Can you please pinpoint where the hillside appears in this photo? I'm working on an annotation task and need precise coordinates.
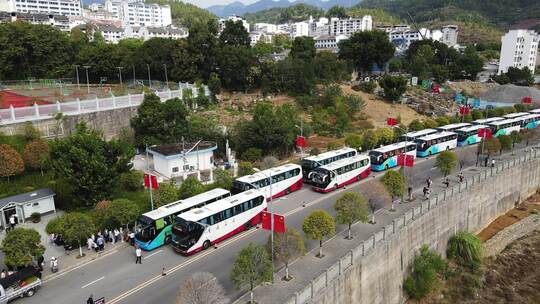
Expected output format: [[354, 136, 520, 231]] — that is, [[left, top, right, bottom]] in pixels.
[[209, 0, 358, 18], [243, 4, 324, 24], [145, 0, 216, 28]]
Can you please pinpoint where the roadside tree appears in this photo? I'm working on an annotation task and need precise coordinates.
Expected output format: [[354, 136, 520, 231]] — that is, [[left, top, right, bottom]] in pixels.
[[23, 139, 50, 174], [302, 209, 335, 258], [334, 192, 369, 239], [1, 228, 44, 268], [230, 243, 272, 304], [509, 131, 524, 151], [435, 151, 458, 177], [380, 170, 405, 211], [238, 162, 255, 177], [0, 144, 25, 181], [177, 272, 228, 304], [497, 135, 512, 154], [59, 212, 96, 258], [178, 177, 205, 199], [267, 228, 305, 280], [155, 183, 179, 208], [103, 199, 139, 229], [361, 180, 391, 224]]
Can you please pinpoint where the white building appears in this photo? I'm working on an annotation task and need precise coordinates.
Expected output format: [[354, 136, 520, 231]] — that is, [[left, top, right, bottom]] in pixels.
[[389, 28, 431, 50], [95, 24, 187, 43], [148, 142, 218, 179], [314, 34, 348, 52], [290, 21, 309, 38], [249, 31, 273, 45], [105, 0, 171, 27], [0, 188, 56, 226], [0, 11, 70, 30], [99, 24, 124, 43], [253, 22, 277, 33], [219, 15, 249, 33], [0, 0, 82, 16], [308, 16, 330, 37], [375, 24, 410, 33], [329, 16, 372, 36], [441, 25, 458, 47], [498, 30, 539, 74]]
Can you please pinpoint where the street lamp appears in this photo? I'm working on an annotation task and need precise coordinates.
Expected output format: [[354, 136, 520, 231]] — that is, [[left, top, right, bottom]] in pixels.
[[117, 66, 124, 89], [295, 120, 304, 159], [163, 64, 168, 89], [145, 144, 156, 210], [132, 65, 136, 87], [83, 65, 91, 94], [146, 64, 152, 89], [74, 65, 80, 90]]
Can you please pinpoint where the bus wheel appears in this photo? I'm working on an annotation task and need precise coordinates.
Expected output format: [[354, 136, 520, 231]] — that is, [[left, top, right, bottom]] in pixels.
[[286, 188, 291, 195], [334, 184, 338, 190], [203, 240, 211, 250], [446, 146, 450, 150], [165, 235, 172, 244], [25, 289, 35, 297]]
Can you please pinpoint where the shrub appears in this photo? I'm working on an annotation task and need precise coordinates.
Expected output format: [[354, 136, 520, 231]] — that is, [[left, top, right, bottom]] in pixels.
[[118, 170, 143, 191], [447, 231, 483, 271], [404, 245, 446, 300], [241, 147, 263, 162], [358, 81, 376, 93], [45, 216, 64, 235], [30, 212, 41, 223]]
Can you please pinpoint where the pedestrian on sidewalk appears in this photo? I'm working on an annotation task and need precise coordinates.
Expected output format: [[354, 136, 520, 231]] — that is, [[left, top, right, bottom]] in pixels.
[[423, 187, 428, 199], [96, 235, 104, 251], [427, 177, 432, 188], [87, 237, 95, 250], [407, 186, 412, 201], [458, 172, 464, 183], [37, 255, 44, 271], [426, 188, 430, 199], [1, 269, 6, 278], [104, 229, 110, 243], [9, 215, 16, 230], [109, 229, 115, 244], [129, 231, 135, 246], [444, 177, 450, 188], [491, 159, 495, 168], [114, 228, 120, 243], [87, 294, 94, 304], [484, 156, 489, 167], [135, 246, 142, 264]]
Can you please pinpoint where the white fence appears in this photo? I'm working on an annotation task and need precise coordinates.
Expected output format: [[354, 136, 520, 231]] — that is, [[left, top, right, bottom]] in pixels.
[[0, 83, 209, 125]]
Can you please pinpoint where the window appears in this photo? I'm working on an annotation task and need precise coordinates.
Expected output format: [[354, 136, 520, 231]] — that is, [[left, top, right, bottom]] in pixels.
[[172, 167, 179, 173]]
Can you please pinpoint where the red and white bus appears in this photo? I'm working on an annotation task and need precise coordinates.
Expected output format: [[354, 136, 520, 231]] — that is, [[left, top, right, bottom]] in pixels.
[[301, 147, 357, 183], [171, 190, 266, 255], [232, 164, 303, 200], [310, 154, 371, 193]]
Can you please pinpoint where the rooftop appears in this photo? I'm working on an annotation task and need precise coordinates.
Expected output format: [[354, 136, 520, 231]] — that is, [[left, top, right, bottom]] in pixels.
[[0, 188, 55, 209], [149, 141, 217, 157]]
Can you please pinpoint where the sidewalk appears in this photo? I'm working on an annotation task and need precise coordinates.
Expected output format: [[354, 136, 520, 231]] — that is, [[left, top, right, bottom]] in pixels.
[[0, 212, 129, 280]]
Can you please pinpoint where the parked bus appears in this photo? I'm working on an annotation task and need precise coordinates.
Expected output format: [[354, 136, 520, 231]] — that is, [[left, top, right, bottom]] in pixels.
[[503, 112, 530, 119], [231, 164, 303, 200], [487, 118, 522, 137], [517, 114, 540, 129], [172, 190, 266, 255], [472, 117, 503, 125], [301, 147, 357, 183], [528, 109, 540, 114], [310, 154, 371, 193], [415, 131, 458, 157], [369, 141, 417, 171], [436, 123, 471, 132], [134, 188, 231, 250], [399, 129, 438, 141], [456, 125, 488, 146]]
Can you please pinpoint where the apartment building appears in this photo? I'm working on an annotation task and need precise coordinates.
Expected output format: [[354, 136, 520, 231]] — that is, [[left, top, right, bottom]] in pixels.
[[218, 15, 249, 33], [329, 16, 372, 36], [498, 29, 539, 74], [0, 0, 82, 16], [105, 0, 171, 27]]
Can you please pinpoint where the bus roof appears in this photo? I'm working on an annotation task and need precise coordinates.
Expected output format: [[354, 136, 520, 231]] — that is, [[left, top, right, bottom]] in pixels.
[[143, 188, 230, 220], [503, 112, 530, 119], [318, 154, 369, 171], [303, 147, 356, 162], [416, 131, 456, 141], [178, 190, 264, 222], [528, 109, 540, 114], [487, 118, 522, 126], [472, 117, 503, 124], [370, 141, 416, 154], [436, 123, 471, 131], [235, 163, 301, 183], [456, 124, 488, 132], [401, 129, 438, 139], [517, 113, 540, 120]]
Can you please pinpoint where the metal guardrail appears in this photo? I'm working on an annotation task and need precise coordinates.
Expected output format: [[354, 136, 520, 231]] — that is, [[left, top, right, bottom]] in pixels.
[[0, 82, 209, 125]]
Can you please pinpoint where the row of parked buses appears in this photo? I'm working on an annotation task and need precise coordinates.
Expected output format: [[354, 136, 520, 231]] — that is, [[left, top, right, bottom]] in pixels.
[[134, 109, 540, 254]]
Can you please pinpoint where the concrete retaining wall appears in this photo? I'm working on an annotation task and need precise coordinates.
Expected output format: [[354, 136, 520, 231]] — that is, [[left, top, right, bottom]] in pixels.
[[483, 214, 540, 257], [288, 150, 540, 304]]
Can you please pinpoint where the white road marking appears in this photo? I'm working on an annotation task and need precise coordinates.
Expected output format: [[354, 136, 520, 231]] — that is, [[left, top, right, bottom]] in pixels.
[[143, 250, 163, 260], [81, 276, 105, 289]]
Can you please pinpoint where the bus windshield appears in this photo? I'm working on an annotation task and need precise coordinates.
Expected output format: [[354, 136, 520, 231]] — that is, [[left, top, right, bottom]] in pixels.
[[369, 151, 383, 165], [310, 168, 331, 188], [301, 159, 318, 171], [135, 215, 156, 242], [172, 218, 204, 249], [415, 140, 428, 151]]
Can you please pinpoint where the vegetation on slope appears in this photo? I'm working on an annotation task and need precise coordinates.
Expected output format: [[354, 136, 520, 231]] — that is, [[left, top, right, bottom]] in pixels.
[[243, 3, 324, 24], [145, 0, 217, 28]]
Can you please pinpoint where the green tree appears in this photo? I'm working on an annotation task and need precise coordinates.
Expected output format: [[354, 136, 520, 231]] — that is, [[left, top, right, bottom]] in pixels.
[[302, 209, 335, 258], [58, 212, 96, 257], [230, 243, 272, 304], [290, 36, 316, 62], [155, 182, 179, 208], [345, 134, 362, 150], [267, 228, 305, 280], [447, 231, 484, 271], [178, 176, 205, 199], [509, 131, 524, 150], [408, 119, 424, 131], [207, 72, 221, 99], [338, 30, 395, 75], [478, 138, 501, 159], [404, 245, 446, 300], [435, 151, 458, 177], [1, 228, 44, 267], [497, 134, 512, 154], [118, 170, 143, 191], [219, 20, 250, 47], [103, 199, 140, 229], [213, 169, 233, 190], [238, 161, 255, 177], [50, 123, 134, 207], [217, 45, 255, 91], [0, 144, 25, 180], [375, 128, 394, 145], [362, 180, 391, 224], [334, 192, 369, 239], [326, 5, 348, 18], [187, 20, 219, 81], [381, 170, 404, 210], [23, 139, 50, 174], [379, 75, 408, 102]]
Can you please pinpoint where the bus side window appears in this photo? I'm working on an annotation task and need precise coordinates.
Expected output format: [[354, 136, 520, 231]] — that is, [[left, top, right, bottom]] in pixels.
[[234, 204, 243, 215]]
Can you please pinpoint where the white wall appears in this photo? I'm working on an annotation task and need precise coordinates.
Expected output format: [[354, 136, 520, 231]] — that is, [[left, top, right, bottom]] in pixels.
[[499, 30, 539, 74], [21, 197, 55, 219], [153, 150, 214, 178]]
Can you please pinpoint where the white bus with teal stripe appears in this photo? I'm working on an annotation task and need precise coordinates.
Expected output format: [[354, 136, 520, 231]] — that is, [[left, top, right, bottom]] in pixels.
[[399, 129, 438, 141], [436, 123, 471, 132], [472, 117, 503, 125], [369, 141, 416, 171], [415, 131, 457, 157], [487, 118, 522, 137], [456, 125, 488, 146], [134, 188, 231, 251], [518, 114, 540, 129], [503, 112, 530, 119]]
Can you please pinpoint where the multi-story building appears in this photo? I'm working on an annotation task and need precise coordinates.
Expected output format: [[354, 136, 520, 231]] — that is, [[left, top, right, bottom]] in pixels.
[[308, 16, 329, 37], [314, 34, 348, 52], [99, 24, 124, 43], [249, 31, 273, 45], [290, 21, 309, 38], [95, 24, 187, 43], [389, 28, 431, 50], [329, 16, 372, 36], [218, 15, 249, 33], [104, 0, 171, 27], [375, 24, 410, 33], [441, 25, 458, 47], [253, 22, 277, 33], [0, 0, 82, 16], [498, 29, 539, 74], [0, 10, 70, 30]]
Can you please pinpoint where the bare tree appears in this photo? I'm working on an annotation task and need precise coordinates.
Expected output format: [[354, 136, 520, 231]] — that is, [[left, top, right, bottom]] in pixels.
[[177, 272, 228, 304], [260, 156, 279, 170], [360, 180, 391, 224], [456, 147, 477, 169]]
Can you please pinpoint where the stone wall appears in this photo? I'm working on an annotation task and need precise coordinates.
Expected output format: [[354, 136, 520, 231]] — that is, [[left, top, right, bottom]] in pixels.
[[483, 214, 540, 257], [288, 151, 540, 304]]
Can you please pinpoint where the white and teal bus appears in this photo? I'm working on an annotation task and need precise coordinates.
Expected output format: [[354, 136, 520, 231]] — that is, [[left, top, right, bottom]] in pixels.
[[503, 112, 530, 119], [517, 114, 540, 129], [436, 123, 471, 133], [369, 141, 416, 171], [487, 118, 522, 137], [472, 117, 503, 125], [134, 188, 231, 251], [399, 129, 438, 141], [415, 131, 458, 157], [456, 125, 488, 146], [528, 109, 540, 114]]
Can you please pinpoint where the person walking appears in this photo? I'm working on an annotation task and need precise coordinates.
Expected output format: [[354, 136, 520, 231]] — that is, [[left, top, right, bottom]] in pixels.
[[96, 235, 104, 251], [135, 246, 142, 264], [491, 159, 495, 168], [427, 177, 432, 188], [9, 215, 16, 230], [37, 255, 44, 271], [109, 229, 115, 244], [444, 177, 450, 188], [129, 231, 135, 246], [87, 294, 94, 304], [458, 172, 464, 183], [114, 228, 120, 243], [407, 186, 412, 201]]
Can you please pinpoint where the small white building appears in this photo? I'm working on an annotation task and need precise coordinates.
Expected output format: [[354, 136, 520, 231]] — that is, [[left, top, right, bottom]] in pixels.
[[0, 188, 56, 227], [0, 0, 82, 16], [498, 29, 539, 75], [253, 22, 277, 33], [314, 34, 348, 52], [441, 25, 458, 47], [290, 21, 309, 38], [148, 141, 218, 179]]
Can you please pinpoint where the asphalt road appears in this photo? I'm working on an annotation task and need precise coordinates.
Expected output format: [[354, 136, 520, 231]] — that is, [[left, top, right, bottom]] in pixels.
[[23, 144, 490, 304]]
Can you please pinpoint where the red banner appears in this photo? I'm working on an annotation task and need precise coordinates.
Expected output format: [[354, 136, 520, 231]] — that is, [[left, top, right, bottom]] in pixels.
[[144, 174, 159, 189], [477, 128, 493, 139], [261, 211, 285, 233], [397, 154, 414, 167], [522, 96, 532, 104], [386, 117, 397, 126], [459, 105, 470, 115], [296, 136, 306, 148]]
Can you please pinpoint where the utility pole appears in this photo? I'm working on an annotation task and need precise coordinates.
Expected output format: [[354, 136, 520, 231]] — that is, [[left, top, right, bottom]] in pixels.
[[117, 66, 124, 89], [146, 64, 151, 89], [74, 65, 80, 90], [163, 64, 168, 88], [132, 65, 136, 87], [83, 65, 91, 94], [145, 144, 155, 210]]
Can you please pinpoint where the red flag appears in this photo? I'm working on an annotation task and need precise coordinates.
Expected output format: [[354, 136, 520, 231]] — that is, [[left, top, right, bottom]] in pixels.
[[522, 96, 532, 104], [397, 154, 405, 166], [144, 174, 159, 189], [296, 136, 306, 148], [144, 173, 150, 188], [477, 128, 492, 139], [261, 211, 285, 233], [432, 85, 440, 94], [404, 155, 414, 167], [459, 106, 470, 115], [386, 117, 397, 126]]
